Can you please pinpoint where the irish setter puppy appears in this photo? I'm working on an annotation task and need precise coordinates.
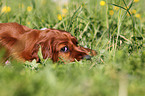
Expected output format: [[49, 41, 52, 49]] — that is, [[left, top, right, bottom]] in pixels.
[[0, 22, 97, 63]]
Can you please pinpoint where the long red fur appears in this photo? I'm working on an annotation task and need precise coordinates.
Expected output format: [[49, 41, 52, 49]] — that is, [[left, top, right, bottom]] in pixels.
[[0, 22, 97, 62]]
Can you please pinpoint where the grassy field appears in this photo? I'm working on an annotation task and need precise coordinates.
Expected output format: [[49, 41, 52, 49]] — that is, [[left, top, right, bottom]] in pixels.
[[0, 0, 145, 96]]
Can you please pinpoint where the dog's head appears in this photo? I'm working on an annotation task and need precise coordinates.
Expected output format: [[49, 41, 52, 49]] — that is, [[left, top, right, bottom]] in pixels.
[[0, 23, 97, 63], [37, 29, 97, 62]]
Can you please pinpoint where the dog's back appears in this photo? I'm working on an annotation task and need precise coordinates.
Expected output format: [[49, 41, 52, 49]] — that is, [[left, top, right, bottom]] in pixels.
[[0, 23, 23, 63], [0, 23, 32, 63], [0, 23, 40, 62], [0, 23, 23, 48], [0, 22, 29, 36]]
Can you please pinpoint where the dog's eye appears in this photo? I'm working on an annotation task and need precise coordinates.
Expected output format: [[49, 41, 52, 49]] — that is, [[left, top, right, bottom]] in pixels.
[[76, 42, 78, 46], [60, 46, 69, 52]]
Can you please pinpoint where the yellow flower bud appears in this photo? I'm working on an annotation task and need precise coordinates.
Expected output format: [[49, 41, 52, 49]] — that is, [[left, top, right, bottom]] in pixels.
[[100, 1, 106, 6]]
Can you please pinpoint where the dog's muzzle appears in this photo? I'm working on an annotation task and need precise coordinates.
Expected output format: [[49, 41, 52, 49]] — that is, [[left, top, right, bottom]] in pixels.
[[83, 55, 91, 60]]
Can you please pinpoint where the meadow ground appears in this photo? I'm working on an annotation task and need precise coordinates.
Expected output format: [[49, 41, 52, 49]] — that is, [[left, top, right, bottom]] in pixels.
[[0, 0, 145, 96]]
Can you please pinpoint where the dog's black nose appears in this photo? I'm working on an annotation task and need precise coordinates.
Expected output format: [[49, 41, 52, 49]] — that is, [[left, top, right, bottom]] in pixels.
[[83, 55, 91, 60]]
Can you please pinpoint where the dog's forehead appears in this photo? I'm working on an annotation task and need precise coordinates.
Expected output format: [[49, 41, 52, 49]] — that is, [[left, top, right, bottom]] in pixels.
[[53, 30, 76, 39], [44, 29, 78, 43], [62, 32, 78, 42]]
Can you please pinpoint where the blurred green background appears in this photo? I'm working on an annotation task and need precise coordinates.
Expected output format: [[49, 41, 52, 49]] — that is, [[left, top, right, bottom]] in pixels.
[[0, 0, 145, 96]]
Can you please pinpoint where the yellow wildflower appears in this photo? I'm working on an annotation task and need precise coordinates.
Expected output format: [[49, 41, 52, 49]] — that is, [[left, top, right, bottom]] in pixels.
[[58, 14, 62, 20], [125, 6, 129, 10], [131, 9, 136, 14], [62, 14, 65, 17], [27, 22, 30, 25], [62, 8, 68, 14], [127, 12, 130, 16], [109, 10, 114, 16], [126, 10, 131, 16], [114, 6, 119, 11], [1, 6, 11, 13], [134, 0, 139, 2], [27, 6, 32, 12], [135, 14, 141, 18], [100, 1, 106, 6], [41, 19, 44, 22]]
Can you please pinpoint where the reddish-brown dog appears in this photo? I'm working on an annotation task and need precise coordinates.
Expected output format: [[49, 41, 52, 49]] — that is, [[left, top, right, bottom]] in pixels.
[[0, 22, 96, 62]]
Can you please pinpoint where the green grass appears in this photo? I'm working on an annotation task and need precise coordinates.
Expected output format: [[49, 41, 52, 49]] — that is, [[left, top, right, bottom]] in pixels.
[[0, 0, 145, 96]]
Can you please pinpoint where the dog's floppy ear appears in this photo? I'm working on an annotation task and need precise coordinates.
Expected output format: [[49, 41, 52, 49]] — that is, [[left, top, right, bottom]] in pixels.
[[40, 38, 59, 62], [0, 33, 17, 49], [51, 41, 59, 62], [17, 30, 41, 62], [40, 41, 51, 60]]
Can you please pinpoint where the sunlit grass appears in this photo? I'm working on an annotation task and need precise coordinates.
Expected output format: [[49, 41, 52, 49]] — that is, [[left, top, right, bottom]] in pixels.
[[0, 0, 145, 96]]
